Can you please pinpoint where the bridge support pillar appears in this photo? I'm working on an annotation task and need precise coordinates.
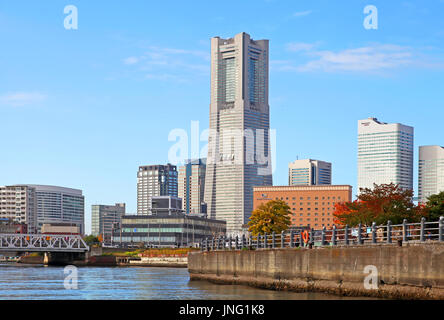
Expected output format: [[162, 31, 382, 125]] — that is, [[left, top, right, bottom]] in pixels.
[[43, 252, 86, 266]]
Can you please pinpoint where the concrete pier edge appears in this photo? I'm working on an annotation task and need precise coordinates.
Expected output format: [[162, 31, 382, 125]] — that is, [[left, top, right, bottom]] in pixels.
[[188, 243, 444, 300]]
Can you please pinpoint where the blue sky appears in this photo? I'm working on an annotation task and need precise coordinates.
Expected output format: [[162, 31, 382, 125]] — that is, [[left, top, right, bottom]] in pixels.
[[1, 1, 443, 234]]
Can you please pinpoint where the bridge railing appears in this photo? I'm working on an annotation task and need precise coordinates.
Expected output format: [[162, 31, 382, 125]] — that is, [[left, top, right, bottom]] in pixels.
[[0, 233, 90, 252], [200, 216, 444, 251]]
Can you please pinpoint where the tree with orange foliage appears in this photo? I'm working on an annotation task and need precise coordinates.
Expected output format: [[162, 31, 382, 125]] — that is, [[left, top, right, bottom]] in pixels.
[[333, 183, 427, 226]]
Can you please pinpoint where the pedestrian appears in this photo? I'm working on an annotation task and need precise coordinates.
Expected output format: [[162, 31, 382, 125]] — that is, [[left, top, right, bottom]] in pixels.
[[377, 227, 384, 242]]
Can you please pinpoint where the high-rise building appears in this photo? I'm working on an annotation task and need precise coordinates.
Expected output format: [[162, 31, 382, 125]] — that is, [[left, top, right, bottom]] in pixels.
[[0, 184, 84, 234], [0, 185, 37, 233], [178, 159, 206, 215], [30, 185, 85, 234], [289, 159, 332, 186], [204, 32, 272, 235], [137, 164, 178, 215], [91, 203, 125, 244], [418, 145, 444, 203], [358, 118, 414, 192]]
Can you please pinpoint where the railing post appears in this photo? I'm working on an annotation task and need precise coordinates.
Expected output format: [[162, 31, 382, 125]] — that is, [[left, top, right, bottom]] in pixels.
[[403, 219, 408, 242], [321, 227, 326, 246], [290, 230, 294, 248], [249, 234, 253, 248], [309, 228, 314, 245], [299, 230, 304, 247], [228, 236, 232, 250], [272, 231, 276, 249], [211, 237, 215, 251], [264, 232, 267, 249], [205, 237, 209, 251], [345, 225, 349, 245], [235, 236, 239, 250], [257, 234, 260, 249], [440, 216, 444, 242], [372, 222, 377, 244], [387, 221, 392, 244], [332, 226, 337, 246], [420, 218, 425, 242], [358, 223, 362, 245], [200, 239, 203, 251], [281, 231, 285, 248]]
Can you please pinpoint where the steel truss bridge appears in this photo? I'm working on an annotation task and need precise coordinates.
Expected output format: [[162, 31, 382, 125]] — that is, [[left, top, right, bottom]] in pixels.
[[0, 234, 89, 253]]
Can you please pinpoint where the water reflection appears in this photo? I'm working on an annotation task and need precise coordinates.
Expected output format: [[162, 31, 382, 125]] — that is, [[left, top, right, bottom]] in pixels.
[[0, 263, 371, 300]]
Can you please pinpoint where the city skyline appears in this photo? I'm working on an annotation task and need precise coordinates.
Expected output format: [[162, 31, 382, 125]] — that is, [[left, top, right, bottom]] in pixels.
[[1, 1, 444, 234]]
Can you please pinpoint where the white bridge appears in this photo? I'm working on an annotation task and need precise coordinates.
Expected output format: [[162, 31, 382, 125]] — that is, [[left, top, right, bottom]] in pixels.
[[0, 234, 89, 253]]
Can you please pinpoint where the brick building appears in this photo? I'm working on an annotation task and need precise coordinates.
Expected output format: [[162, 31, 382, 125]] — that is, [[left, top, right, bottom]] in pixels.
[[253, 185, 352, 229]]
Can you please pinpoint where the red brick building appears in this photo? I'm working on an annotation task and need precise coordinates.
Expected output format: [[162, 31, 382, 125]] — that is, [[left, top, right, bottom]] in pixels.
[[253, 185, 352, 229]]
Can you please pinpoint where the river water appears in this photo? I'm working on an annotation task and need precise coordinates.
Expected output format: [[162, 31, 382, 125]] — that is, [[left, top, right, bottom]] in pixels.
[[0, 262, 366, 300]]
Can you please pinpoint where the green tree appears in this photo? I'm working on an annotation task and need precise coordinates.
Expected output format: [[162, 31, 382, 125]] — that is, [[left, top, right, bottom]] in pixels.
[[425, 191, 444, 222], [83, 235, 100, 246], [248, 200, 291, 236]]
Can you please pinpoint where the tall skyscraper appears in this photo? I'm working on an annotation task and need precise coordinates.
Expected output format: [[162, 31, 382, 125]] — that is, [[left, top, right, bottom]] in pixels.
[[418, 145, 444, 203], [358, 118, 414, 192], [289, 159, 332, 186], [204, 32, 272, 235], [178, 159, 206, 215], [91, 203, 125, 244], [137, 164, 178, 215]]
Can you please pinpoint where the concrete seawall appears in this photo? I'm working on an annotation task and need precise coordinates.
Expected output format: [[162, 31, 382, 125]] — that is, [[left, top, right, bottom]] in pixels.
[[188, 243, 444, 299]]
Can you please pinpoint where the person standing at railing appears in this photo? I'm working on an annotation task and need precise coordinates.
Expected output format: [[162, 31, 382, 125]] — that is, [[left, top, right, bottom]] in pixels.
[[377, 227, 384, 242]]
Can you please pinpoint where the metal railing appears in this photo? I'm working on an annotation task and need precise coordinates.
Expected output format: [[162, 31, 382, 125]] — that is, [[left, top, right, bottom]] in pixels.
[[200, 217, 444, 251]]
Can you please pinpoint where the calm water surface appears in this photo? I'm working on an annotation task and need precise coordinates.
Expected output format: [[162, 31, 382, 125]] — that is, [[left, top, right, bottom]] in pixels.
[[0, 263, 369, 300]]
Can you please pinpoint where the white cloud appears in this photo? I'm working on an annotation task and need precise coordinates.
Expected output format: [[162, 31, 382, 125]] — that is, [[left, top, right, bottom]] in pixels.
[[123, 56, 139, 65], [293, 10, 312, 17], [278, 43, 441, 74], [286, 42, 318, 52], [299, 45, 414, 72], [122, 45, 210, 82], [0, 91, 47, 107]]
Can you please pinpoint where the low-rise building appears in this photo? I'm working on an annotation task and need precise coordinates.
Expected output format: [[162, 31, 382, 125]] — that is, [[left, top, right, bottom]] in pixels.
[[91, 203, 125, 244], [112, 196, 226, 248], [41, 223, 80, 235], [253, 185, 353, 229]]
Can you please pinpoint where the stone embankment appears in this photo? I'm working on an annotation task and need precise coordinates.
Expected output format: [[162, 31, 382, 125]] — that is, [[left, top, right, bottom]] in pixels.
[[188, 243, 444, 299]]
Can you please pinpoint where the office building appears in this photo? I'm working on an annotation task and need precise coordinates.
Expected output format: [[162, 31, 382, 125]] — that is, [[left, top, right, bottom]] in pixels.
[[137, 164, 178, 215], [289, 159, 332, 186], [91, 203, 125, 244], [253, 185, 353, 229], [358, 118, 414, 192], [30, 185, 85, 234], [0, 185, 36, 233], [178, 159, 206, 215], [113, 196, 226, 248], [204, 32, 272, 235], [418, 145, 444, 203]]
